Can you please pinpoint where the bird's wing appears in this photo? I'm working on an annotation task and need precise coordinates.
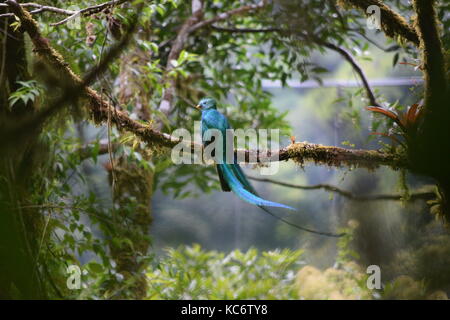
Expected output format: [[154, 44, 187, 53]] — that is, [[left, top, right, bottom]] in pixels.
[[202, 111, 232, 191]]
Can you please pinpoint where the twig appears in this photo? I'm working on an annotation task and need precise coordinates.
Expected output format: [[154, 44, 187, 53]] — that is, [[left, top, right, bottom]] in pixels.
[[0, 3, 77, 18], [350, 29, 400, 52], [0, 0, 130, 24], [33, 210, 52, 276], [51, 0, 129, 26], [105, 91, 117, 192], [97, 24, 117, 192], [320, 41, 381, 107], [157, 0, 203, 123], [188, 1, 267, 33], [211, 25, 281, 33], [18, 204, 116, 232], [248, 176, 435, 201]]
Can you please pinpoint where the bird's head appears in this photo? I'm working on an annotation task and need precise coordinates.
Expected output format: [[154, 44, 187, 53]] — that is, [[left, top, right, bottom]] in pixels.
[[195, 97, 217, 111]]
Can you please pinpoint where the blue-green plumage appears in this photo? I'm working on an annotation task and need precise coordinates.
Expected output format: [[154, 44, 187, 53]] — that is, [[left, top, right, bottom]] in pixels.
[[196, 97, 295, 210]]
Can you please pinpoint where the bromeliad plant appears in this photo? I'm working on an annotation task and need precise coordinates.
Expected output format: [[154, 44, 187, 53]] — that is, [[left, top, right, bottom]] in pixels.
[[367, 103, 424, 150]]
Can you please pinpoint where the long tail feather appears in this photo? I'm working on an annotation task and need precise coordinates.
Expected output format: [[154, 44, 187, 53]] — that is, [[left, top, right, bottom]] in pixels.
[[216, 165, 231, 192], [218, 163, 295, 210], [230, 162, 258, 194]]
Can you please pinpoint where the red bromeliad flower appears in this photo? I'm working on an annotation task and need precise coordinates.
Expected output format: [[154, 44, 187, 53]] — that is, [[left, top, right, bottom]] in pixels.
[[366, 103, 423, 147]]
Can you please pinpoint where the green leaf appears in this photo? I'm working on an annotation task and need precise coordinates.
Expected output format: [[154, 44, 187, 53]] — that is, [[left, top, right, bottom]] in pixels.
[[87, 261, 104, 274], [156, 4, 166, 16], [392, 52, 399, 67]]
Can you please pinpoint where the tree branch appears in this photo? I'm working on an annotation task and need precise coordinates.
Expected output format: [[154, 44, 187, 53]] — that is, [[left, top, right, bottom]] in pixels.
[[349, 29, 401, 52], [338, 0, 419, 46], [0, 0, 129, 21], [211, 25, 281, 33], [51, 0, 130, 26], [78, 136, 405, 169], [188, 1, 267, 34], [248, 176, 435, 202], [0, 3, 76, 18], [320, 41, 381, 107], [275, 142, 405, 169], [4, 0, 407, 171]]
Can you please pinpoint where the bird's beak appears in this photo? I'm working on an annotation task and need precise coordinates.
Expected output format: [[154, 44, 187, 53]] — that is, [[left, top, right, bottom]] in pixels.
[[194, 105, 201, 110]]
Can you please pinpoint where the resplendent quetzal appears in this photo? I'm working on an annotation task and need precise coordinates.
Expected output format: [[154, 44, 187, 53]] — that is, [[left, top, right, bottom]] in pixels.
[[195, 97, 343, 237]]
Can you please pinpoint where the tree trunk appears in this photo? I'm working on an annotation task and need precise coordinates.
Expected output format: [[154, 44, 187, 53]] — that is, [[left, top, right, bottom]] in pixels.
[[0, 12, 46, 299]]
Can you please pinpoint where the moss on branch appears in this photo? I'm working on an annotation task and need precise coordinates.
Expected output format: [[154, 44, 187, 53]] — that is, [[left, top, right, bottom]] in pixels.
[[279, 142, 406, 170], [338, 0, 420, 46]]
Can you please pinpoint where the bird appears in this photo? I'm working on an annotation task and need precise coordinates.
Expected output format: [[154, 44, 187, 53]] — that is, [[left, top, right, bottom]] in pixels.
[[196, 97, 295, 210], [195, 97, 344, 237]]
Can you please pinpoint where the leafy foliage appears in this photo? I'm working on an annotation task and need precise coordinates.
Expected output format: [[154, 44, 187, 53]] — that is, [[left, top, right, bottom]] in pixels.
[[146, 245, 302, 299], [8, 80, 43, 109]]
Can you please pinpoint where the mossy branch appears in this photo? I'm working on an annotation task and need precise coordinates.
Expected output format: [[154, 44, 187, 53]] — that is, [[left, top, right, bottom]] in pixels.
[[276, 142, 406, 169], [338, 0, 420, 46], [6, 0, 407, 170]]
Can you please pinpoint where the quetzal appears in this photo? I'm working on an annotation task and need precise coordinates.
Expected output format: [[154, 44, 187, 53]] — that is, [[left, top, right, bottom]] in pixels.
[[195, 97, 343, 237]]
